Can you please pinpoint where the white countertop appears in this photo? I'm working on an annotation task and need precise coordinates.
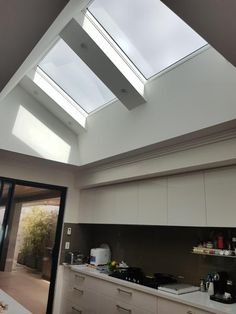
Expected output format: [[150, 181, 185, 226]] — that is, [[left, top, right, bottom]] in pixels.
[[69, 265, 236, 314], [0, 289, 31, 314]]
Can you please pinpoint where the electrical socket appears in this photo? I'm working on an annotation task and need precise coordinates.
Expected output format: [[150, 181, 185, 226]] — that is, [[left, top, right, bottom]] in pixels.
[[67, 227, 72, 235]]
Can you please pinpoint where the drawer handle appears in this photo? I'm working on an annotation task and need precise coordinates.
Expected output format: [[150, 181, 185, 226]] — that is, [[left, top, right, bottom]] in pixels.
[[73, 287, 84, 295], [116, 304, 132, 313], [72, 306, 82, 313], [117, 288, 132, 296], [186, 311, 193, 314], [75, 274, 85, 281]]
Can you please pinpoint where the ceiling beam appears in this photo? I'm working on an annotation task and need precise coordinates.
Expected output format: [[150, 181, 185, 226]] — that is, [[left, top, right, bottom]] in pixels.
[[60, 18, 146, 110]]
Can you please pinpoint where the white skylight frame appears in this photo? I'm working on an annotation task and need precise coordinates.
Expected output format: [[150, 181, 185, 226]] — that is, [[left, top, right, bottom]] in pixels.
[[32, 66, 88, 128], [38, 37, 119, 116], [86, 0, 208, 80], [83, 9, 147, 84]]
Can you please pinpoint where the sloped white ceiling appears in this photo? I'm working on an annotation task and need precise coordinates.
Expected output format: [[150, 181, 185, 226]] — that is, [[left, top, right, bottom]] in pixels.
[[0, 0, 69, 92]]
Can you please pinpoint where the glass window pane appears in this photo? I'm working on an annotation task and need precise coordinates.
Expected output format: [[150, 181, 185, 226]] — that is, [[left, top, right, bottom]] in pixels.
[[89, 0, 207, 78], [39, 39, 115, 113]]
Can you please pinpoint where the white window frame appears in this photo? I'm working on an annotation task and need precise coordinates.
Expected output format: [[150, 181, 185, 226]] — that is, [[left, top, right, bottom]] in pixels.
[[31, 67, 88, 128], [85, 4, 209, 81]]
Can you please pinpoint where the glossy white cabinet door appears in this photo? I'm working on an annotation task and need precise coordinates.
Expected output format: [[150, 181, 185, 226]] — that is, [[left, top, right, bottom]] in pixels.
[[137, 178, 167, 225], [99, 296, 154, 314], [167, 172, 206, 226], [205, 167, 236, 227], [64, 302, 98, 314], [79, 188, 96, 223], [79, 186, 115, 224], [158, 298, 213, 314], [195, 308, 214, 314], [113, 182, 138, 224], [93, 186, 116, 224]]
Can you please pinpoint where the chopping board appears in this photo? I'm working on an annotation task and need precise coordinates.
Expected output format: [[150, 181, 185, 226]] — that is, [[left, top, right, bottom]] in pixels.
[[158, 283, 199, 295]]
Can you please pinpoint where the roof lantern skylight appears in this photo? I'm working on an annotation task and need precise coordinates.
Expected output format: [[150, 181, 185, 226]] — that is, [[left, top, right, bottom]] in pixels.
[[88, 0, 207, 79], [39, 39, 116, 114]]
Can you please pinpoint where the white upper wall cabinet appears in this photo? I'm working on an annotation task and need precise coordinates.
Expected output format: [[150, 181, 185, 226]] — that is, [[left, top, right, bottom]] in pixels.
[[79, 182, 138, 224], [93, 186, 116, 224], [167, 172, 206, 226], [79, 188, 96, 223], [205, 167, 236, 227], [79, 167, 236, 227], [79, 186, 115, 223], [113, 182, 138, 224], [137, 178, 168, 225]]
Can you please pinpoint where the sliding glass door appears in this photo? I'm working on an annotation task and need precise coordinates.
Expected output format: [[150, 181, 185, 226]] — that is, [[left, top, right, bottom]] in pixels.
[[0, 180, 15, 270]]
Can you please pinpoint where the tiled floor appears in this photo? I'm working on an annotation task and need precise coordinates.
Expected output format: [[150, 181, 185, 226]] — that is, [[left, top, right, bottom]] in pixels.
[[0, 264, 49, 314]]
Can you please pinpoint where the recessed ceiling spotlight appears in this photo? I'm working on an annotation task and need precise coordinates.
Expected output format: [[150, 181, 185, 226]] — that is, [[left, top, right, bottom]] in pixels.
[[80, 43, 88, 49], [120, 88, 128, 94]]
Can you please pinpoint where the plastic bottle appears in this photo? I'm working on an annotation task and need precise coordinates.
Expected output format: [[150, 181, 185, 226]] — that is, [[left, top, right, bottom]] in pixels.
[[208, 281, 214, 296]]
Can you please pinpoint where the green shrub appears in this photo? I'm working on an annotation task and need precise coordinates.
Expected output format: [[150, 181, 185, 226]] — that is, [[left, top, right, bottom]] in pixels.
[[20, 207, 57, 269]]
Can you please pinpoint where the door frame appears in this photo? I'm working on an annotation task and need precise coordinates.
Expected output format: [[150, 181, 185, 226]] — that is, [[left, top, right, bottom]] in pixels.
[[0, 176, 67, 314]]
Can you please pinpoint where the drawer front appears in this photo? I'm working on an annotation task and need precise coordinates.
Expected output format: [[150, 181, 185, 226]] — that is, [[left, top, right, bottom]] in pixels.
[[66, 286, 86, 304], [195, 309, 214, 314], [69, 271, 100, 290], [98, 280, 156, 313], [69, 271, 87, 288], [158, 298, 213, 314], [116, 286, 156, 312], [63, 302, 83, 314], [64, 303, 94, 314], [99, 296, 155, 314], [64, 290, 100, 314]]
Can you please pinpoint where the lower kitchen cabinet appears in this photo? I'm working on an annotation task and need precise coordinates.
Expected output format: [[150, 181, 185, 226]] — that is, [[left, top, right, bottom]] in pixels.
[[157, 298, 214, 314], [99, 281, 157, 313], [99, 296, 154, 314], [61, 269, 228, 314], [63, 301, 97, 314], [61, 269, 157, 314], [60, 269, 100, 314]]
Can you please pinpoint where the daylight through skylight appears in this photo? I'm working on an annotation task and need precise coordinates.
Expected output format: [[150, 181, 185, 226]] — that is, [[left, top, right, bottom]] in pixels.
[[89, 0, 207, 79], [39, 39, 116, 114]]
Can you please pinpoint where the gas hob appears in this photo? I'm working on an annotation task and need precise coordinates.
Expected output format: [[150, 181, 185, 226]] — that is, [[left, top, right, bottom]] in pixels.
[[109, 267, 176, 289]]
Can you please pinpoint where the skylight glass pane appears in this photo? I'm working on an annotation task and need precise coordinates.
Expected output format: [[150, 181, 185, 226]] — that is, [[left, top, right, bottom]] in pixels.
[[39, 39, 115, 113], [89, 0, 207, 79]]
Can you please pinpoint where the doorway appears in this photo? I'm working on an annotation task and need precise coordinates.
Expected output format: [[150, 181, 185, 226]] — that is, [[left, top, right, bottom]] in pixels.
[[0, 178, 66, 314]]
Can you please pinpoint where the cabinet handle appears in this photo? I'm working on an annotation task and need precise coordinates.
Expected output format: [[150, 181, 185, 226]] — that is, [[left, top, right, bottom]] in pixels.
[[72, 306, 82, 313], [117, 288, 132, 296], [116, 304, 132, 313], [75, 274, 85, 281], [73, 287, 84, 295]]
